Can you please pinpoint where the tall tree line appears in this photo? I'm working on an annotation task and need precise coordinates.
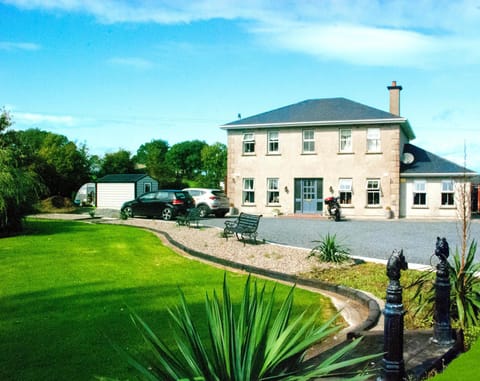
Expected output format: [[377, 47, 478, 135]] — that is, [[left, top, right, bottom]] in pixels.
[[0, 110, 226, 233]]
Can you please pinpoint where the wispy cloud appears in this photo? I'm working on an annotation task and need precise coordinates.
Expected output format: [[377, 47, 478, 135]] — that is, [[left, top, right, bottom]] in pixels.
[[15, 112, 76, 126], [0, 41, 41, 51], [108, 56, 154, 70], [3, 0, 480, 68]]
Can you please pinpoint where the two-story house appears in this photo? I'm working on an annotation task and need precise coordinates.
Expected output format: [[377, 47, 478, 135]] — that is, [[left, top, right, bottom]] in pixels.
[[221, 82, 476, 219]]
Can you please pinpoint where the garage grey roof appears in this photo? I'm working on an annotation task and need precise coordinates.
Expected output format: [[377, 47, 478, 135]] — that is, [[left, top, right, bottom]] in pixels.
[[97, 174, 150, 183], [221, 98, 415, 139], [401, 144, 477, 177]]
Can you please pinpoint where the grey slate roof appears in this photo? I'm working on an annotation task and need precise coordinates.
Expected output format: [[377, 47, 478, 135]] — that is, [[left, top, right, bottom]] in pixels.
[[401, 144, 477, 176], [96, 174, 150, 183], [222, 97, 415, 139]]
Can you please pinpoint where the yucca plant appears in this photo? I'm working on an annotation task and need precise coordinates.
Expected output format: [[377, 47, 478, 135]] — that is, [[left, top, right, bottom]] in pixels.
[[409, 240, 480, 349], [308, 233, 350, 264], [118, 275, 379, 380], [449, 240, 480, 345]]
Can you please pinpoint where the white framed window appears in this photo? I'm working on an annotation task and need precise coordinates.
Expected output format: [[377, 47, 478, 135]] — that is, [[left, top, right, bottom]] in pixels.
[[144, 182, 152, 193], [367, 128, 381, 152], [413, 180, 427, 206], [366, 179, 381, 206], [441, 180, 455, 206], [339, 129, 352, 152], [267, 178, 280, 204], [268, 131, 279, 153], [303, 129, 315, 153], [243, 133, 255, 154], [339, 178, 353, 205], [243, 178, 255, 204]]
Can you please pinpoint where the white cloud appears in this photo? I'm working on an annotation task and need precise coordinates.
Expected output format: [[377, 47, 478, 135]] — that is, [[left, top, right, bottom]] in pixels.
[[3, 0, 480, 67], [15, 112, 76, 126], [108, 57, 154, 70], [0, 41, 41, 51]]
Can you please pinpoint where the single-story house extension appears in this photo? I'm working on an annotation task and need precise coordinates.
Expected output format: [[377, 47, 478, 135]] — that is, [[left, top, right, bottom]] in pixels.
[[96, 174, 158, 210], [220, 81, 477, 219]]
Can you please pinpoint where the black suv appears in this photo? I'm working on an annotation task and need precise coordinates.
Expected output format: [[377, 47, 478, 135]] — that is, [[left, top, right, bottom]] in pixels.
[[121, 190, 194, 220]]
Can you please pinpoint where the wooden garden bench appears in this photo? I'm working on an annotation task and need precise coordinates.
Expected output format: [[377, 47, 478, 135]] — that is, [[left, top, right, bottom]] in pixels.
[[224, 212, 262, 244], [176, 208, 200, 228]]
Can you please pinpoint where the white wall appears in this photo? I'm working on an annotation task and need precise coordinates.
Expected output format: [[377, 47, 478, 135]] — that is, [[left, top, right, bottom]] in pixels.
[[97, 183, 135, 209], [399, 178, 469, 219]]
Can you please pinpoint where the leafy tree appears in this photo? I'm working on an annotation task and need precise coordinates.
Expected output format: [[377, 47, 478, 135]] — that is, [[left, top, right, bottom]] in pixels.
[[200, 142, 227, 188], [166, 140, 207, 181], [0, 110, 44, 234], [134, 139, 175, 186], [37, 133, 90, 196], [4, 128, 91, 197], [100, 149, 136, 177]]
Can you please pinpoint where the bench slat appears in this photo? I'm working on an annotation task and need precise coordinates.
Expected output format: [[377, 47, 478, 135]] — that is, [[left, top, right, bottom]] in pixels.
[[224, 212, 262, 244]]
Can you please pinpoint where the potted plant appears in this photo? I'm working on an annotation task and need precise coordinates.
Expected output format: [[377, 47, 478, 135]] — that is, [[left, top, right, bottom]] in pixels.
[[385, 206, 393, 219]]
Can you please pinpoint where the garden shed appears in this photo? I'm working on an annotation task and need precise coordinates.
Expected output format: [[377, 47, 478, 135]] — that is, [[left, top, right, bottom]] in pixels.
[[96, 174, 158, 210]]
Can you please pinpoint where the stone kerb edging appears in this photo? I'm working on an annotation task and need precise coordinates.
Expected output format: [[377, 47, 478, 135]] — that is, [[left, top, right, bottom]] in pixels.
[[143, 226, 382, 336]]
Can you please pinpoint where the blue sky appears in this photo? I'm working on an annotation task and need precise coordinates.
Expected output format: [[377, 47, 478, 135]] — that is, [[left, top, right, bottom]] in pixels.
[[1, 0, 479, 171]]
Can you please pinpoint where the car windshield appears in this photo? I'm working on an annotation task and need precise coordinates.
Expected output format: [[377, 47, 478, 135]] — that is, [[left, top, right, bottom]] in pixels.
[[212, 191, 227, 197]]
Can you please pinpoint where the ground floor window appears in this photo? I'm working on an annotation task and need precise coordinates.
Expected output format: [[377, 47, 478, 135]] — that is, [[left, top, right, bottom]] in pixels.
[[267, 178, 280, 204], [339, 178, 352, 204], [413, 180, 427, 206], [243, 178, 255, 204], [366, 179, 380, 206], [441, 180, 455, 206]]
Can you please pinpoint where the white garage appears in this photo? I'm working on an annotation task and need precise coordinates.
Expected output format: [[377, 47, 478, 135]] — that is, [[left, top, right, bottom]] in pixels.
[[96, 174, 158, 210]]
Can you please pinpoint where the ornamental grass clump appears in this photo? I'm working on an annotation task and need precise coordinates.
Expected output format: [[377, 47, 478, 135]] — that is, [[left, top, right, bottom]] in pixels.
[[119, 275, 378, 380], [309, 233, 351, 264]]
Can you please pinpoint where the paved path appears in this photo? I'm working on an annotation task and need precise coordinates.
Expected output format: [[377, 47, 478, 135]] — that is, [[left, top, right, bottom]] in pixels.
[[202, 217, 480, 266]]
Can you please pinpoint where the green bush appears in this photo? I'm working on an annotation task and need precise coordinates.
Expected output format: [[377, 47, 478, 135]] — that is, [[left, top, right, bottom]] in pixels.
[[119, 275, 378, 380], [308, 233, 350, 263]]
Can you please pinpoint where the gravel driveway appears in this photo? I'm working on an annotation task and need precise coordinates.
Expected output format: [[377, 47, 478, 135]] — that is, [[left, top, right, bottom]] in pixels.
[[202, 217, 480, 266]]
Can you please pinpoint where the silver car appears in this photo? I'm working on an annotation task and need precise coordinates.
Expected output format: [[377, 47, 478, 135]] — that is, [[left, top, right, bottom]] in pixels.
[[183, 188, 230, 217]]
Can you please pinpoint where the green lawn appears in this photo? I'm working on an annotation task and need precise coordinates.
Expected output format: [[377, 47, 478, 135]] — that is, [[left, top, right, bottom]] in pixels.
[[0, 219, 336, 381], [431, 338, 480, 380]]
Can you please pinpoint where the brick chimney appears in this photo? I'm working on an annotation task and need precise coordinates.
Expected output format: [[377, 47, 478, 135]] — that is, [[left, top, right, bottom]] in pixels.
[[387, 80, 402, 116]]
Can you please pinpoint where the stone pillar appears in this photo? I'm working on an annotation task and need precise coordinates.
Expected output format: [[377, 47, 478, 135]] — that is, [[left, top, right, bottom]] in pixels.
[[381, 249, 408, 381], [433, 237, 455, 345]]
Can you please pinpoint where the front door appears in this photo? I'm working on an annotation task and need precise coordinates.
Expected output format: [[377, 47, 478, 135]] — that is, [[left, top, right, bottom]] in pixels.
[[294, 178, 323, 214]]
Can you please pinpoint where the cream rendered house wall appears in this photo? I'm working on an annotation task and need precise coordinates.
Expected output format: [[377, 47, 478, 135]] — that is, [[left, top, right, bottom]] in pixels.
[[400, 178, 469, 219], [226, 124, 405, 218]]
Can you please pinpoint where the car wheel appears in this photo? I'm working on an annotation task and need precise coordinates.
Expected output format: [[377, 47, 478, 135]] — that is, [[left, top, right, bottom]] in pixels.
[[197, 205, 210, 218], [161, 207, 173, 221], [123, 206, 134, 218]]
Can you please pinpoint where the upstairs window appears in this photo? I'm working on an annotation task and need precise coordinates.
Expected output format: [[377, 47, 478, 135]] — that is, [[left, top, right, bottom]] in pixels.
[[339, 178, 352, 205], [144, 182, 152, 193], [366, 179, 380, 206], [441, 180, 455, 206], [243, 133, 255, 154], [267, 178, 280, 204], [302, 129, 315, 153], [367, 128, 381, 152], [243, 178, 255, 204], [268, 131, 279, 153], [339, 129, 352, 153], [413, 180, 427, 206]]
